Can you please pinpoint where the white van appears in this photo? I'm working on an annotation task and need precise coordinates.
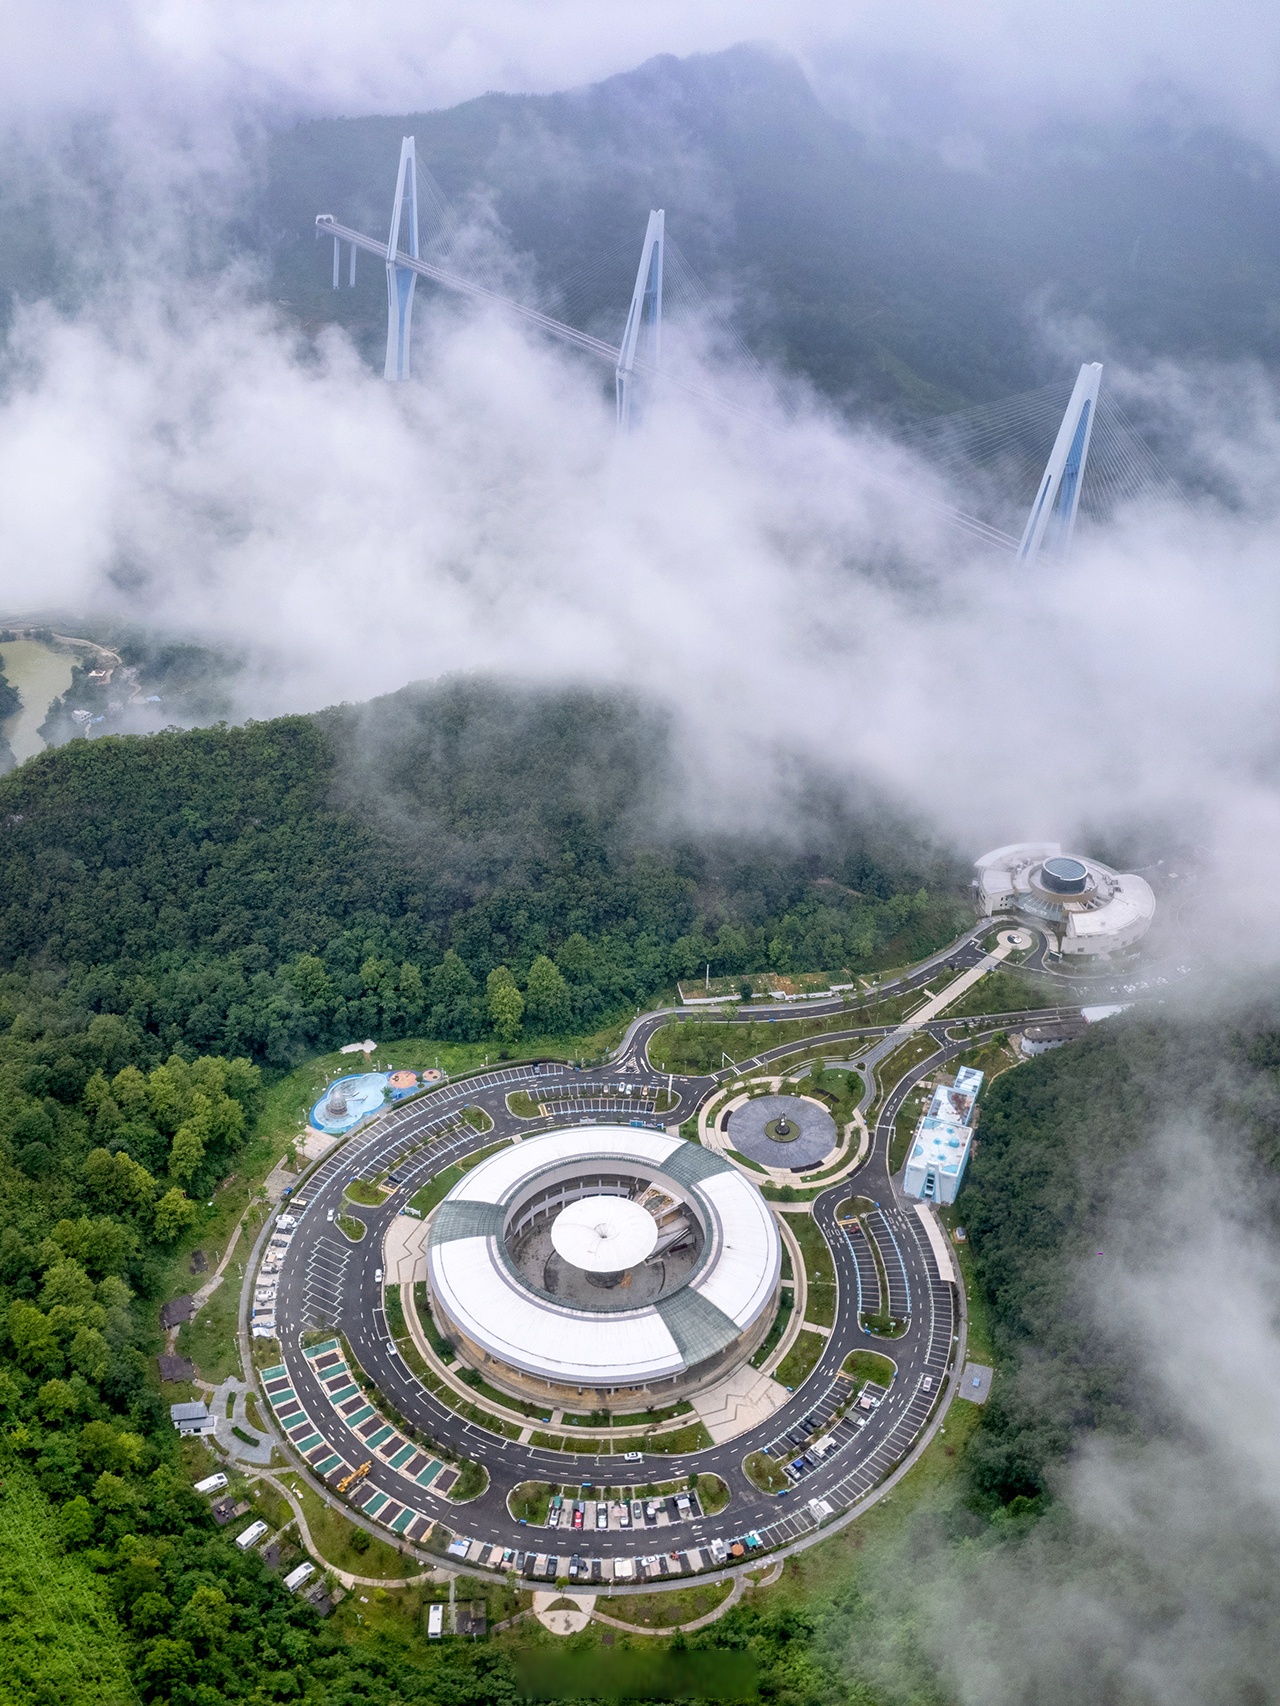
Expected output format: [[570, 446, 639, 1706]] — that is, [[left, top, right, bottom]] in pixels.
[[428, 1603, 444, 1639], [194, 1473, 228, 1495], [283, 1562, 315, 1593], [235, 1520, 268, 1551]]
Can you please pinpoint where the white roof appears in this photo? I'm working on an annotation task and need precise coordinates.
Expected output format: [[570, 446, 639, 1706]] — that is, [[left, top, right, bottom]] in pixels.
[[1063, 872, 1155, 939], [690, 1169, 780, 1328], [907, 1117, 973, 1179], [551, 1196, 658, 1271], [450, 1126, 681, 1203], [428, 1124, 779, 1387]]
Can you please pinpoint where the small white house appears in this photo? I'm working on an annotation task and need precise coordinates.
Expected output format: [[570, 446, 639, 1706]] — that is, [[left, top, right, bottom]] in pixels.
[[169, 1401, 216, 1438], [194, 1472, 228, 1495], [235, 1520, 268, 1551], [284, 1562, 316, 1593]]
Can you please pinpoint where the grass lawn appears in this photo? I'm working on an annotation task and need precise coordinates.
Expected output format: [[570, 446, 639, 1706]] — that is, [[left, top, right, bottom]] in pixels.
[[336, 1213, 366, 1242], [774, 1329, 826, 1390], [835, 1195, 877, 1219], [842, 1349, 897, 1390], [177, 1269, 242, 1383], [787, 1212, 838, 1328], [508, 1481, 554, 1524], [745, 1451, 789, 1493], [279, 1473, 414, 1579], [601, 1579, 734, 1628], [412, 1282, 456, 1363], [944, 967, 1043, 1018], [449, 1460, 488, 1502], [344, 1179, 389, 1207], [695, 1474, 730, 1515]]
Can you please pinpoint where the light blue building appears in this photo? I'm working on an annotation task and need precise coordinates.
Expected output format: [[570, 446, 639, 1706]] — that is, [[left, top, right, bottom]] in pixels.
[[903, 1067, 984, 1206]]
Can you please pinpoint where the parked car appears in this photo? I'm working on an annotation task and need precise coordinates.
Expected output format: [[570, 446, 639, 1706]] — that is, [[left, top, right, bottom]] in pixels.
[[572, 1504, 584, 1529], [374, 1267, 383, 1283], [595, 1501, 608, 1529]]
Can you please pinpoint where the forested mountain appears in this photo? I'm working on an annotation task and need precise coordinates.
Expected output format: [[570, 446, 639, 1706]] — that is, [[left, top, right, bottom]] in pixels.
[[4, 48, 1280, 416], [255, 45, 1280, 413], [0, 677, 964, 1068]]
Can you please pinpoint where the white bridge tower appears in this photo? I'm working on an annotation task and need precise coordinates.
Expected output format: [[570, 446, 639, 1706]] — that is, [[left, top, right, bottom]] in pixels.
[[1018, 361, 1102, 562], [616, 210, 664, 431], [384, 137, 420, 382]]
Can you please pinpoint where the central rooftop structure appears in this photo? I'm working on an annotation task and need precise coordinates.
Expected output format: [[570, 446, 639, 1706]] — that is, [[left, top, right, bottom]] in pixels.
[[550, 1194, 658, 1272], [974, 842, 1155, 957], [425, 1125, 781, 1404]]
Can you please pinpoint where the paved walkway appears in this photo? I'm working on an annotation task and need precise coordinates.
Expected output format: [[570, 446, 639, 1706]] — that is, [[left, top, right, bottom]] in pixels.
[[210, 1376, 273, 1465], [533, 1590, 595, 1634], [692, 1363, 788, 1444]]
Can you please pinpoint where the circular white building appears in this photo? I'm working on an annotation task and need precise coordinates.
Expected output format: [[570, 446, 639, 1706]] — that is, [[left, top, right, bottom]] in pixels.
[[425, 1125, 781, 1405], [974, 842, 1155, 957]]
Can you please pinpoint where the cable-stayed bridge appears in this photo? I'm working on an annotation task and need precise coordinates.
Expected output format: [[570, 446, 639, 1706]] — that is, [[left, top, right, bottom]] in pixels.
[[316, 137, 1176, 561]]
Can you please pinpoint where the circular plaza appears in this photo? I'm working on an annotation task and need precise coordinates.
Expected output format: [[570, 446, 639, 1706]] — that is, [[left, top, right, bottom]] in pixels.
[[425, 1124, 782, 1407], [727, 1094, 837, 1170]]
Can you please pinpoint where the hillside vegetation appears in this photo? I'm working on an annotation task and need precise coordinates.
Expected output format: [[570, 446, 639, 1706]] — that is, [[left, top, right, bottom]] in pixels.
[[0, 677, 965, 1068]]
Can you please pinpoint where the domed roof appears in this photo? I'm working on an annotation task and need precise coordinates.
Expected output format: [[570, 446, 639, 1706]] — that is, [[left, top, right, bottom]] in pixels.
[[1040, 855, 1089, 894]]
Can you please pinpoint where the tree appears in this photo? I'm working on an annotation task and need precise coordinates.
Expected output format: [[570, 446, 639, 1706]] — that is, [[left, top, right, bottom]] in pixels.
[[58, 1493, 97, 1547], [69, 1326, 111, 1383], [153, 1188, 197, 1242], [37, 1378, 76, 1420], [8, 1301, 61, 1372], [175, 1584, 232, 1649], [167, 1120, 205, 1186], [524, 955, 572, 1033], [40, 1260, 96, 1314], [428, 950, 481, 1040], [486, 966, 524, 1045]]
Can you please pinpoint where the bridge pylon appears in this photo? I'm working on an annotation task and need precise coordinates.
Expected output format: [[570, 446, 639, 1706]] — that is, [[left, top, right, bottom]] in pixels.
[[1018, 361, 1103, 562], [384, 137, 420, 382], [616, 210, 664, 431]]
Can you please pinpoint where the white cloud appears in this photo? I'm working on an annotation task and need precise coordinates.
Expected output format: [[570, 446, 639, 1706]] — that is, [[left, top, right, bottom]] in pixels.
[[2, 264, 1280, 969], [1, 0, 1278, 152]]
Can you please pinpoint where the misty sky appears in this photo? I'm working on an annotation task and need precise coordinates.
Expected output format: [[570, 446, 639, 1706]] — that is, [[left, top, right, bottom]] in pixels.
[[2, 0, 1279, 144]]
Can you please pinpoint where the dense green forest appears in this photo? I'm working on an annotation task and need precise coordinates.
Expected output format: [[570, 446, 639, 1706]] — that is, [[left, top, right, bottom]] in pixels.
[[0, 678, 966, 1068], [0, 658, 17, 772]]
